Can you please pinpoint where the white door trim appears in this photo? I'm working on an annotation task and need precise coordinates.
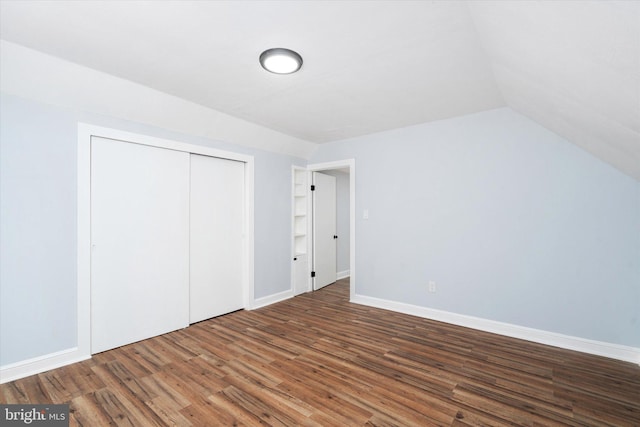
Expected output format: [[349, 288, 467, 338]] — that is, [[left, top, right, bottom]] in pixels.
[[307, 159, 356, 301], [77, 123, 254, 359]]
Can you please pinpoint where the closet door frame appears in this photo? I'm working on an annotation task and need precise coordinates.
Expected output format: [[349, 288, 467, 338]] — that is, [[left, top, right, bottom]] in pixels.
[[77, 123, 254, 358]]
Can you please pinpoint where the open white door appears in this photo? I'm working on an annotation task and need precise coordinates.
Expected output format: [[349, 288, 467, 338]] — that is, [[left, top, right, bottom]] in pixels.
[[189, 154, 244, 323], [312, 172, 337, 290]]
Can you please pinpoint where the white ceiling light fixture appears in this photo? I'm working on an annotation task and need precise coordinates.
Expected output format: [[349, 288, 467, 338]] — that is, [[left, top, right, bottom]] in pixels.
[[259, 48, 303, 74]]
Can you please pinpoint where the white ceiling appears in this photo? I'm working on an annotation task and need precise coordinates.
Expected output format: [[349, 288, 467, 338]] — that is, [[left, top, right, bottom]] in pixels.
[[1, 1, 638, 179]]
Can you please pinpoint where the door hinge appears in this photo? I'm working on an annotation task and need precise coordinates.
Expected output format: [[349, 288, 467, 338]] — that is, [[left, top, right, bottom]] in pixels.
[[311, 271, 316, 278], [310, 185, 315, 191]]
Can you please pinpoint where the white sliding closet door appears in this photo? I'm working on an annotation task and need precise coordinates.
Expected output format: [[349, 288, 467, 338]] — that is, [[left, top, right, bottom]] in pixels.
[[189, 154, 244, 323], [91, 137, 190, 354]]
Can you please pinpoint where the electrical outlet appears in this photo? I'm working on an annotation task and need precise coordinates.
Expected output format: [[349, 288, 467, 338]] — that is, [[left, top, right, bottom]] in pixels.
[[428, 281, 437, 293]]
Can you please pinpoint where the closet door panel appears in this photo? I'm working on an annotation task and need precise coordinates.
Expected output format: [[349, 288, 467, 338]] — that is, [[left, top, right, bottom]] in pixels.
[[190, 154, 244, 323], [91, 137, 190, 353]]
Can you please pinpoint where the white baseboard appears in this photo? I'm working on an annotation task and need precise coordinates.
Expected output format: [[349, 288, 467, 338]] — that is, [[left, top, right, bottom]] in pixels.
[[0, 347, 91, 384], [2, 289, 296, 383], [337, 270, 350, 280], [351, 294, 640, 365], [5, 293, 635, 385], [251, 289, 294, 310]]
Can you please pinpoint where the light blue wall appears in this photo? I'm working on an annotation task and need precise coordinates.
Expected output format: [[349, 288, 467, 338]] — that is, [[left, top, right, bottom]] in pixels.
[[310, 108, 640, 347], [1, 93, 77, 365], [0, 92, 304, 365], [3, 95, 638, 366]]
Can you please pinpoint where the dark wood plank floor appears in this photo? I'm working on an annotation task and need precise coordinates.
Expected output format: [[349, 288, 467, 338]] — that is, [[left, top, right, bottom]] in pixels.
[[2, 278, 639, 426]]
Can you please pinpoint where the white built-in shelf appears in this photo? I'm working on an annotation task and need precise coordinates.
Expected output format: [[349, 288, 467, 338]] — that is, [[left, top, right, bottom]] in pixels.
[[293, 168, 308, 257], [292, 167, 310, 294]]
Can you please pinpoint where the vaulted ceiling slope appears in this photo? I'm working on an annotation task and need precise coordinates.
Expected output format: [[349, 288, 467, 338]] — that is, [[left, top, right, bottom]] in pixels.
[[470, 1, 640, 181], [0, 1, 638, 179]]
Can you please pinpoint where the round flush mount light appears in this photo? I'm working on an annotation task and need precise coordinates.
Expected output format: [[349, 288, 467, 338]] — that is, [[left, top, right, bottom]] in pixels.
[[259, 48, 303, 74]]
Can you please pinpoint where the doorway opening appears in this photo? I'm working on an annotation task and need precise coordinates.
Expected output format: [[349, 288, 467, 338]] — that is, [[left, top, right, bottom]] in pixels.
[[307, 160, 355, 301]]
